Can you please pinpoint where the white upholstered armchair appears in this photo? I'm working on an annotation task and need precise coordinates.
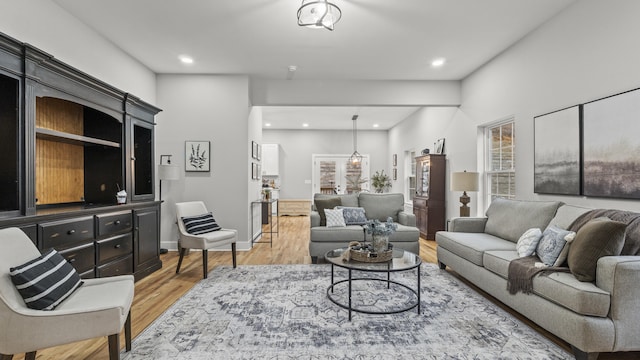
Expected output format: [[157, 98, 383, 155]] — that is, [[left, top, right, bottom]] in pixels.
[[175, 201, 238, 278], [0, 227, 134, 360]]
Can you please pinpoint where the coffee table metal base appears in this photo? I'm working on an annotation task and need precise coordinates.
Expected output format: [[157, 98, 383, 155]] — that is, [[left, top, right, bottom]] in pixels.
[[326, 265, 421, 321]]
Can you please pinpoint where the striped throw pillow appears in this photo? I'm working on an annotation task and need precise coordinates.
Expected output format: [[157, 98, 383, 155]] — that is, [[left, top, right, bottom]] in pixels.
[[182, 213, 221, 235], [9, 249, 83, 310]]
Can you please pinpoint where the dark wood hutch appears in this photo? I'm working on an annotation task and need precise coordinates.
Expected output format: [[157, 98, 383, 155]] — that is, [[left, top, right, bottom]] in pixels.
[[0, 32, 162, 281], [413, 154, 446, 240]]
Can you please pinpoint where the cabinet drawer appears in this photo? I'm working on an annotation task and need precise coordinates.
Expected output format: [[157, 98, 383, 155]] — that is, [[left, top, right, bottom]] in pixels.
[[58, 242, 95, 274], [40, 217, 94, 249], [413, 198, 427, 208], [96, 211, 132, 237], [97, 233, 133, 265], [97, 255, 133, 277]]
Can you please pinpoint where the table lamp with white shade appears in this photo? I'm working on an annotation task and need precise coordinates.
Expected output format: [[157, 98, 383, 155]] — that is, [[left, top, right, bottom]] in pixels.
[[451, 170, 479, 217]]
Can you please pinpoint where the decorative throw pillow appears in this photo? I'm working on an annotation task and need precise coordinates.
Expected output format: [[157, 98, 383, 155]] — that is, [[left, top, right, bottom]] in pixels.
[[314, 197, 342, 226], [536, 225, 576, 267], [325, 208, 346, 228], [515, 228, 543, 257], [337, 206, 367, 225], [10, 249, 83, 310], [182, 213, 221, 235], [568, 217, 627, 282], [552, 232, 576, 267]]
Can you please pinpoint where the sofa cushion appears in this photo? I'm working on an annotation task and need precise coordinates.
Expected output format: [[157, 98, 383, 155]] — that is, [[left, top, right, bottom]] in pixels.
[[310, 225, 365, 243], [536, 225, 576, 266], [358, 193, 404, 222], [314, 197, 342, 226], [483, 250, 610, 317], [313, 193, 358, 209], [546, 204, 591, 231], [337, 206, 367, 225], [365, 223, 419, 243], [484, 198, 562, 243], [568, 217, 627, 282], [515, 228, 543, 257], [436, 231, 515, 266], [325, 208, 346, 227]]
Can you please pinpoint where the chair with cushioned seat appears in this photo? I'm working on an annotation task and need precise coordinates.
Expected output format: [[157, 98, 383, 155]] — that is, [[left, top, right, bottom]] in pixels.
[[0, 227, 134, 360], [175, 201, 237, 278]]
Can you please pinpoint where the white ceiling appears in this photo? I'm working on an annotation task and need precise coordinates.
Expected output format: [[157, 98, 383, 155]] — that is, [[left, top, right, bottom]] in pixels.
[[53, 0, 576, 129]]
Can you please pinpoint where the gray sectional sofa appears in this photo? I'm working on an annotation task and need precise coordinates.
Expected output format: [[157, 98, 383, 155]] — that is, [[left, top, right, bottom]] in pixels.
[[309, 193, 419, 263], [436, 198, 640, 360]]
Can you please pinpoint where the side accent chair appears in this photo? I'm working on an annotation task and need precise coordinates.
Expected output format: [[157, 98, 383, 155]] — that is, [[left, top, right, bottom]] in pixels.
[[0, 227, 134, 360], [175, 201, 237, 278]]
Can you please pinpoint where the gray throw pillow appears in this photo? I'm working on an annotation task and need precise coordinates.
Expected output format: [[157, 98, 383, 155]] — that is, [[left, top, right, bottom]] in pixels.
[[568, 217, 627, 282], [337, 206, 367, 225], [314, 197, 342, 226], [536, 225, 575, 266]]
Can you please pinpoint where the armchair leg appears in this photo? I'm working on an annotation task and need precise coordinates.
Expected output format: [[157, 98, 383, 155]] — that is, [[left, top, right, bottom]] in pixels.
[[176, 247, 187, 274], [1, 354, 14, 360], [108, 333, 120, 360], [25, 352, 36, 360], [202, 249, 208, 279], [125, 311, 132, 352], [231, 242, 237, 268]]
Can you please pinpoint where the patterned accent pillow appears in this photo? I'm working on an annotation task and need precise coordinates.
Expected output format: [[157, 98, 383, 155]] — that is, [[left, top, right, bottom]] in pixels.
[[182, 213, 221, 235], [535, 225, 575, 266], [325, 208, 346, 228], [337, 206, 367, 225], [10, 249, 83, 310], [515, 228, 543, 257]]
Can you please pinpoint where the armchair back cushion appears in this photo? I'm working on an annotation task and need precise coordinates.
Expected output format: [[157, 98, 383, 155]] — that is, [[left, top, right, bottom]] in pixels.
[[358, 193, 404, 222], [484, 198, 562, 243]]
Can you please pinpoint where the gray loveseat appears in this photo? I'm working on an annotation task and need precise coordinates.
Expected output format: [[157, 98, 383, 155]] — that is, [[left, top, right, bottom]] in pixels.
[[309, 193, 419, 263], [436, 198, 640, 360]]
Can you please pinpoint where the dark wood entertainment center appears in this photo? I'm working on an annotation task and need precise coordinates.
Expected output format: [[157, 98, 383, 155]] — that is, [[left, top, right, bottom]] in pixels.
[[0, 32, 162, 281]]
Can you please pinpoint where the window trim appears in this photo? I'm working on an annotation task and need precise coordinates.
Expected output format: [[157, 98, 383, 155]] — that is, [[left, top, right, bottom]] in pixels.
[[484, 118, 516, 208]]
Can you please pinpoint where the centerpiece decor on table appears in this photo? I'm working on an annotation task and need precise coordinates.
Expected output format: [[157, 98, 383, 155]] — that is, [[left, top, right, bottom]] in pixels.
[[347, 217, 397, 263]]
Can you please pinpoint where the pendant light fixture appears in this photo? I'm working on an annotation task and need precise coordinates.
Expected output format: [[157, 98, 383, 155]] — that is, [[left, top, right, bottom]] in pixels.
[[297, 0, 342, 31], [349, 114, 362, 165]]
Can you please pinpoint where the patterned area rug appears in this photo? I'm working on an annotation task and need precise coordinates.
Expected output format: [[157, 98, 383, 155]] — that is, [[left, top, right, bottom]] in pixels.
[[122, 264, 571, 359]]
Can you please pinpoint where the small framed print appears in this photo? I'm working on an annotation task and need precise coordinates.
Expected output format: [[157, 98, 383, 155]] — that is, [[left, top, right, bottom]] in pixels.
[[393, 168, 397, 180], [435, 138, 445, 155], [185, 141, 210, 172], [393, 154, 397, 166], [251, 141, 258, 159], [257, 143, 261, 161], [251, 162, 258, 180]]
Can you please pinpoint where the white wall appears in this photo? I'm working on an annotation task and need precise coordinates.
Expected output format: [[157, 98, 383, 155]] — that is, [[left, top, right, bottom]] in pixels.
[[457, 0, 640, 212], [1, 0, 156, 103], [262, 130, 388, 199], [156, 75, 252, 250]]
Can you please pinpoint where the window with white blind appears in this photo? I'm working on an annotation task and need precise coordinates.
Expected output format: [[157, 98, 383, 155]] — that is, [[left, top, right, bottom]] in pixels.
[[486, 120, 516, 205]]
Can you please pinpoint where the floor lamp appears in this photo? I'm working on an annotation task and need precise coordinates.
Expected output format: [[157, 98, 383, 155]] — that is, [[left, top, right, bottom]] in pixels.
[[158, 155, 180, 254], [451, 171, 479, 217]]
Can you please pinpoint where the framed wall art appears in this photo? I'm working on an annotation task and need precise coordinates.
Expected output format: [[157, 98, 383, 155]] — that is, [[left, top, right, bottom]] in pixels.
[[393, 154, 397, 166], [251, 162, 258, 180], [582, 88, 640, 199], [185, 141, 210, 172], [251, 141, 258, 160], [534, 106, 581, 195], [435, 138, 445, 154]]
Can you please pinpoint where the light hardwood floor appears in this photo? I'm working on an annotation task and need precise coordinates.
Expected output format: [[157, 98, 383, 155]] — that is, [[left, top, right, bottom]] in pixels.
[[17, 215, 636, 359]]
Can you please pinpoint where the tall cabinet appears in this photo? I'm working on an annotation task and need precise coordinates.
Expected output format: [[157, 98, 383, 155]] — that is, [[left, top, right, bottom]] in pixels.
[[0, 32, 162, 281], [413, 154, 446, 240]]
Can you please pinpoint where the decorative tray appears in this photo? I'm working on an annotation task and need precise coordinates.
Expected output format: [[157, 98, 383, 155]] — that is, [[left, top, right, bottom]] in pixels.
[[349, 248, 393, 263]]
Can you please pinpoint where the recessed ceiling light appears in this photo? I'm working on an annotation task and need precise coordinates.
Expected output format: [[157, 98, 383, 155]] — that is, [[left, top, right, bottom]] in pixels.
[[302, 123, 309, 127], [265, 123, 272, 127], [372, 124, 379, 128], [431, 58, 446, 67], [179, 55, 194, 64]]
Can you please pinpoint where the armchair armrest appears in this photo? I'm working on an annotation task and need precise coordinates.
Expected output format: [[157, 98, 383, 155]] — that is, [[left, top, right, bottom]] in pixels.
[[398, 211, 416, 227], [596, 256, 640, 351], [449, 217, 488, 233], [310, 211, 321, 227]]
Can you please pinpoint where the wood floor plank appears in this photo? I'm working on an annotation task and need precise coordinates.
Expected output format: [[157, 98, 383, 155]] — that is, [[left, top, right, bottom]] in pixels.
[[17, 215, 636, 359]]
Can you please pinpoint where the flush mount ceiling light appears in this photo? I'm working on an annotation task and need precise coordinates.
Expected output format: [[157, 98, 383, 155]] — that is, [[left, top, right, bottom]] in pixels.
[[431, 58, 446, 67], [297, 0, 342, 31], [179, 55, 194, 64]]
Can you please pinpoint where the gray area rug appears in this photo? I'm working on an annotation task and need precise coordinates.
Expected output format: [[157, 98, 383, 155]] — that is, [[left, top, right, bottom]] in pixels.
[[122, 264, 571, 359]]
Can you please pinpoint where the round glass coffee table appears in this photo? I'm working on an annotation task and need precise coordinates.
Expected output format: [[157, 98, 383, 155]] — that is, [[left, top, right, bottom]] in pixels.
[[324, 248, 422, 321]]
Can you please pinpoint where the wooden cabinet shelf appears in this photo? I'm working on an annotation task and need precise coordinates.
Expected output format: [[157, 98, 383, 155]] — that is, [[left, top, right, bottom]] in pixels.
[[36, 127, 121, 148]]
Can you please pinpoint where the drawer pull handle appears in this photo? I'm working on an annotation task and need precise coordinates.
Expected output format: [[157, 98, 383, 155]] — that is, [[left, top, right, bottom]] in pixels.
[[114, 220, 121, 225], [67, 230, 75, 235], [114, 244, 122, 249]]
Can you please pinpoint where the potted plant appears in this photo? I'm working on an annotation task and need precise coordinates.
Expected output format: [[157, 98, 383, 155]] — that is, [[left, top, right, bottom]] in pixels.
[[371, 170, 392, 193], [364, 217, 397, 253]]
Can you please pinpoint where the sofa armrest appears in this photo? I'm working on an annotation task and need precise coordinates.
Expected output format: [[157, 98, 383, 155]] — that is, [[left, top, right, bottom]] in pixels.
[[398, 211, 416, 227], [596, 256, 640, 351], [449, 217, 488, 233], [310, 211, 321, 227]]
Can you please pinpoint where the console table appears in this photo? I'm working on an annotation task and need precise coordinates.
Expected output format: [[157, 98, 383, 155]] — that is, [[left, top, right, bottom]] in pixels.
[[250, 199, 278, 247]]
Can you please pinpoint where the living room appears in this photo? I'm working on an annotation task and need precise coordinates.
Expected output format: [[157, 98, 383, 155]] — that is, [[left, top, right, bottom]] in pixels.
[[2, 0, 640, 359]]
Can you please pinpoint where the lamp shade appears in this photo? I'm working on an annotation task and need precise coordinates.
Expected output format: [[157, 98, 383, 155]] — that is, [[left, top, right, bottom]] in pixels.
[[158, 164, 180, 181], [451, 171, 479, 192], [297, 0, 342, 31]]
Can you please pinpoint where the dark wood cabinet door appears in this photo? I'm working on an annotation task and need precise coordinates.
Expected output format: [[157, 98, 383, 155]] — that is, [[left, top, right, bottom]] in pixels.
[[133, 205, 162, 280]]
